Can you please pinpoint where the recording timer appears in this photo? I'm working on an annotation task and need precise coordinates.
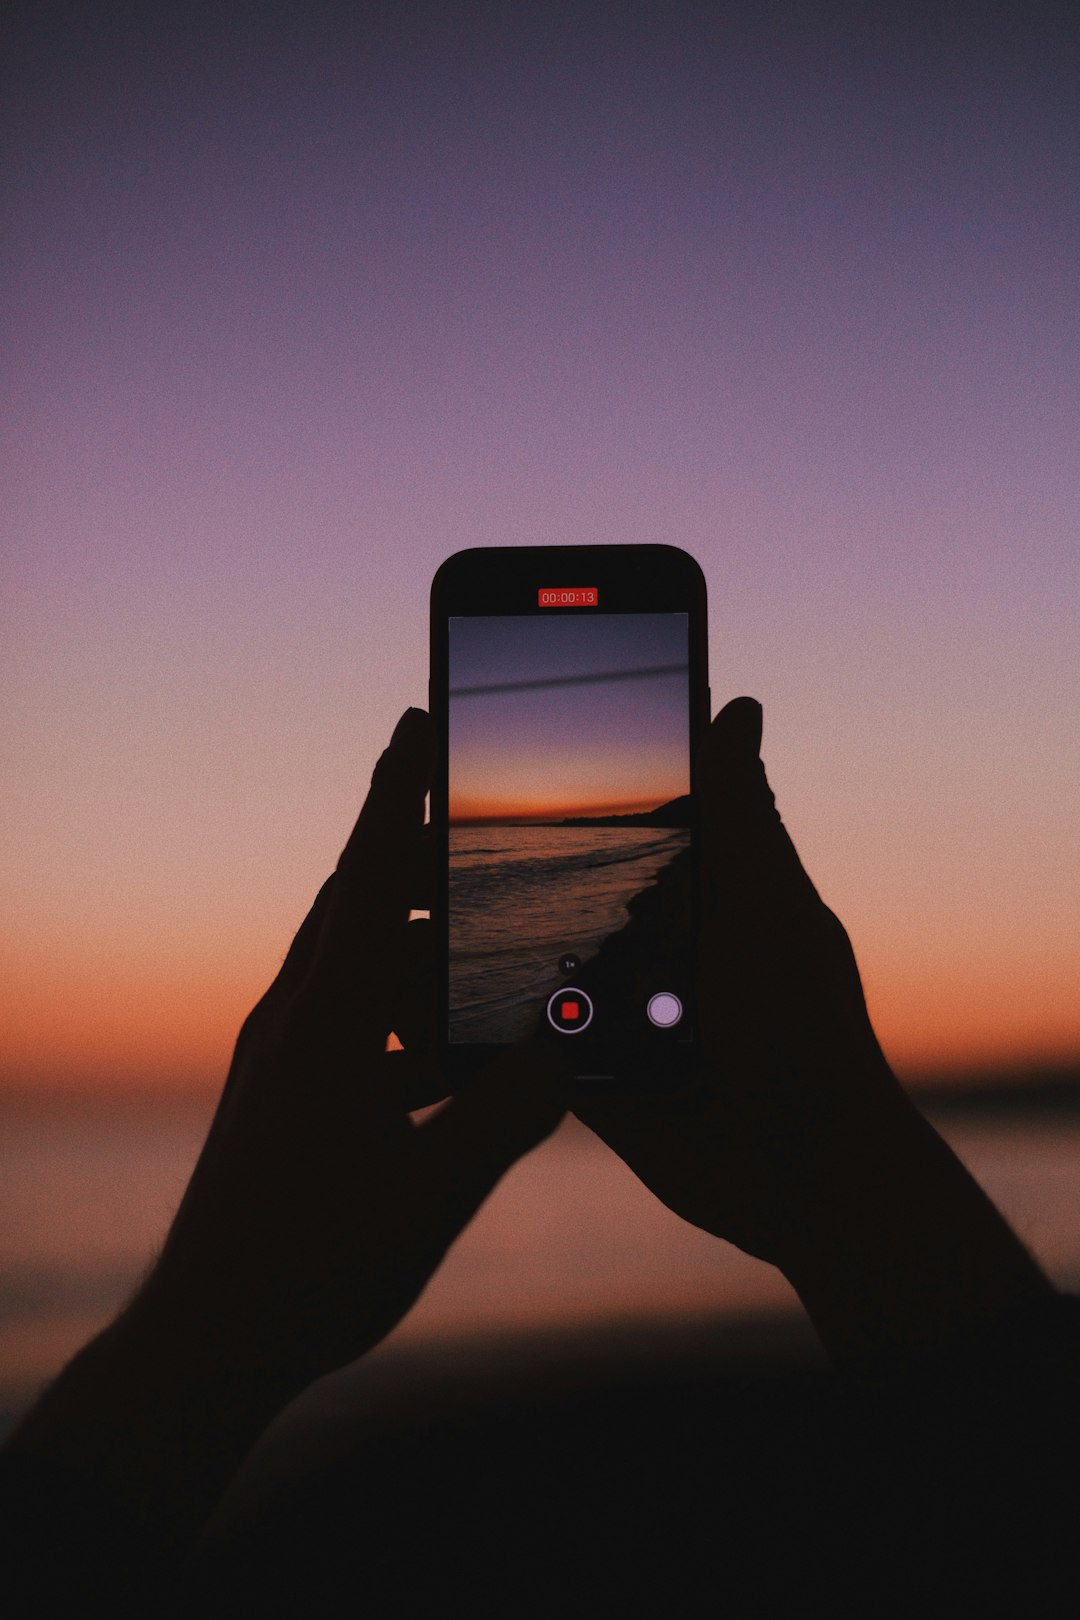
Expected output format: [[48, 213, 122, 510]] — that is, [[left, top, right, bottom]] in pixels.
[[537, 587, 598, 607]]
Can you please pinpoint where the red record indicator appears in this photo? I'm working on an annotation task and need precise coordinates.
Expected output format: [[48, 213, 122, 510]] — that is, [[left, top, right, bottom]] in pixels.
[[537, 587, 599, 607]]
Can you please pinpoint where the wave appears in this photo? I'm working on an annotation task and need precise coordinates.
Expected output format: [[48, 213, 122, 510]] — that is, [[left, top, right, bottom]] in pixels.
[[450, 831, 681, 911]]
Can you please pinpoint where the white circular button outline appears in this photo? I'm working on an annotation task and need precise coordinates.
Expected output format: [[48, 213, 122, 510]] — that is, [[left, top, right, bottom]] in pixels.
[[647, 992, 683, 1028], [546, 986, 594, 1034]]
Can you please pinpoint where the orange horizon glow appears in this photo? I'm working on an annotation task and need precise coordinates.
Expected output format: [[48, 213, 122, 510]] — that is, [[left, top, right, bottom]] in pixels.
[[4, 915, 1080, 1096], [449, 794, 673, 824]]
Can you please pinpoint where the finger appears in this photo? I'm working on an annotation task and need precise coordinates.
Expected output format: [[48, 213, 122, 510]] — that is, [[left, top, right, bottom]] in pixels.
[[314, 708, 434, 995], [699, 697, 821, 916], [697, 699, 818, 1071], [337, 706, 433, 879], [269, 873, 337, 995], [698, 703, 873, 1079], [407, 824, 433, 913], [417, 1048, 568, 1232], [385, 918, 436, 1057]]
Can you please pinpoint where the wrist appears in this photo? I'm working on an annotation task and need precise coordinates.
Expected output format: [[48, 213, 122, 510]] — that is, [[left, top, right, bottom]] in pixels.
[[773, 1089, 1053, 1368]]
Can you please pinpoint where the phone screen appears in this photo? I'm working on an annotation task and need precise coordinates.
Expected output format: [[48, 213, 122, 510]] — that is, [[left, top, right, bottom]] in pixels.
[[443, 602, 697, 1080]]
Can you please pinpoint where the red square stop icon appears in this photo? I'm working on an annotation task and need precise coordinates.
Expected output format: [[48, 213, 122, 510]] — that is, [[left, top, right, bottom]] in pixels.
[[561, 1000, 580, 1021]]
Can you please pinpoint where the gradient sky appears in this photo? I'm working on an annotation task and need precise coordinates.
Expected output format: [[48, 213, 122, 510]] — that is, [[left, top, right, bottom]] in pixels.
[[448, 612, 689, 819], [4, 0, 1079, 1088]]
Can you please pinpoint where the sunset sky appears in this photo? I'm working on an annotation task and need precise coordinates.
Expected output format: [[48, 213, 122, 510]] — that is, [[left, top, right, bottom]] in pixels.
[[448, 613, 689, 821], [4, 0, 1078, 1090]]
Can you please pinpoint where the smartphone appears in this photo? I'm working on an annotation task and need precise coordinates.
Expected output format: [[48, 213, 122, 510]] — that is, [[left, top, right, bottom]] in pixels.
[[430, 545, 709, 1092]]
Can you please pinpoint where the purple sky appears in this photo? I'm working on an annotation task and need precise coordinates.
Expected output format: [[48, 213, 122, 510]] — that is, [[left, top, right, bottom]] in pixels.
[[3, 0, 1078, 1085]]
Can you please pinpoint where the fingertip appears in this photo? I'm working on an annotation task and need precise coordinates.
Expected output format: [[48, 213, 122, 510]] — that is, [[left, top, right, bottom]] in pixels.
[[389, 706, 432, 751], [709, 696, 762, 760], [370, 708, 434, 798], [699, 696, 776, 830]]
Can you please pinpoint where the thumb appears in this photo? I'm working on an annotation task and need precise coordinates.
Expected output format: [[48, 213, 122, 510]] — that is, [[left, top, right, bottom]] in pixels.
[[699, 697, 821, 916]]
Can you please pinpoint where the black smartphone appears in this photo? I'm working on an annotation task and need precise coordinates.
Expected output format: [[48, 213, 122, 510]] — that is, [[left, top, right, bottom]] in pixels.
[[430, 545, 709, 1092]]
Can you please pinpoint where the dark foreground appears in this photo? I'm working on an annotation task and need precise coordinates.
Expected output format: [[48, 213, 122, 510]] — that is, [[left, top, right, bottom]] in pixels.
[[5, 1303, 1077, 1616], [181, 1304, 1077, 1619]]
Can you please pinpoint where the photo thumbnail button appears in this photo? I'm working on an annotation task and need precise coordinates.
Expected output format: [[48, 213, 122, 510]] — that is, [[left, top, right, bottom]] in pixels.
[[646, 992, 683, 1029], [547, 987, 594, 1034]]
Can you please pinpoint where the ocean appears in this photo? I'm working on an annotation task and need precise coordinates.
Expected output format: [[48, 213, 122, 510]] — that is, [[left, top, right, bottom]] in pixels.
[[2, 1089, 1078, 1432], [449, 824, 690, 1041]]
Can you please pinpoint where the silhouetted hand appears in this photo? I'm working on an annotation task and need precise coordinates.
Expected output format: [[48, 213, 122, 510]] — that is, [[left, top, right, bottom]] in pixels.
[[575, 698, 1051, 1362], [572, 699, 893, 1250], [134, 706, 563, 1386], [9, 707, 565, 1554]]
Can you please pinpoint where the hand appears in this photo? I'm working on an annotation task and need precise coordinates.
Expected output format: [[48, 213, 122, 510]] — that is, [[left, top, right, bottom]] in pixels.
[[137, 706, 565, 1387], [9, 708, 566, 1551], [574, 697, 900, 1262], [574, 698, 1050, 1363]]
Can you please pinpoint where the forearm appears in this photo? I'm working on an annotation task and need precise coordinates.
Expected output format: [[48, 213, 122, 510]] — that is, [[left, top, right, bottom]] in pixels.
[[774, 1082, 1054, 1369], [5, 1291, 301, 1572]]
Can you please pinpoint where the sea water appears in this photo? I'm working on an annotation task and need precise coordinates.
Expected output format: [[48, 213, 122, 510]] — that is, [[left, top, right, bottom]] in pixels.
[[449, 825, 689, 1041], [2, 1090, 1078, 1431]]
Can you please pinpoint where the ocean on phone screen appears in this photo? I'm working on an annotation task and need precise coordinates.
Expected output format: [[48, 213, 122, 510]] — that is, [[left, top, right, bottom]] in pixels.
[[448, 825, 690, 1041]]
